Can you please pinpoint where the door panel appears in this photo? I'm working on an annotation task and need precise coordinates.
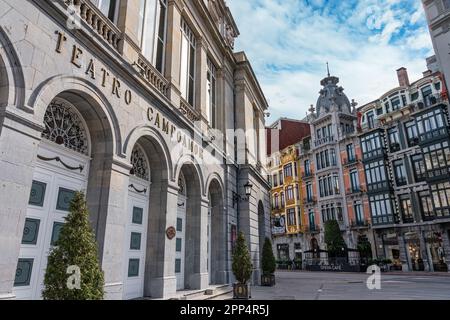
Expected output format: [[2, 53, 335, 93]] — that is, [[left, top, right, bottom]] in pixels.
[[176, 196, 186, 291]]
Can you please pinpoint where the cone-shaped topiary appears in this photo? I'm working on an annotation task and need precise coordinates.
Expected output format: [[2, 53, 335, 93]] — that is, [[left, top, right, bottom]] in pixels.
[[261, 238, 276, 275], [42, 191, 104, 300], [232, 232, 253, 284], [324, 220, 347, 258]]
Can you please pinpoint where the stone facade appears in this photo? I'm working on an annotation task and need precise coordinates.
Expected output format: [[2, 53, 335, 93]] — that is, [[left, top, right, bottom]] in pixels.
[[0, 0, 270, 300]]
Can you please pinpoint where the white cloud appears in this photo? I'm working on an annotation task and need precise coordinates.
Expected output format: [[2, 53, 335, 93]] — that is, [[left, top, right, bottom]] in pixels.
[[228, 0, 434, 123]]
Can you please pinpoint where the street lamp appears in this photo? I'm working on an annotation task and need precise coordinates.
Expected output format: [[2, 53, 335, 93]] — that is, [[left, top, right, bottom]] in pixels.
[[232, 181, 253, 208]]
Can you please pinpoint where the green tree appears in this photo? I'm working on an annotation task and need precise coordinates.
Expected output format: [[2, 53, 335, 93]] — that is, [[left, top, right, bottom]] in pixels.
[[261, 238, 276, 275], [324, 220, 347, 258], [42, 192, 104, 300], [232, 232, 253, 284]]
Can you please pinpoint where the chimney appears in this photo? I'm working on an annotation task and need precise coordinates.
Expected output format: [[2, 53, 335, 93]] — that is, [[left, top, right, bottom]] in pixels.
[[397, 67, 410, 87]]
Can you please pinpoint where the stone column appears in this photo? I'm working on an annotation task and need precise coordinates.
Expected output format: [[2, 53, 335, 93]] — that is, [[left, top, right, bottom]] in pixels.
[[195, 38, 208, 123], [99, 159, 130, 300], [165, 0, 183, 106], [0, 113, 42, 300], [419, 230, 432, 272], [189, 197, 209, 290], [147, 182, 178, 298], [398, 234, 410, 272]]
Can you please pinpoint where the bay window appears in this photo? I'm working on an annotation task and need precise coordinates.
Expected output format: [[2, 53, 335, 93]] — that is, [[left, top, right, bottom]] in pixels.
[[180, 20, 196, 106], [419, 191, 435, 221], [431, 182, 450, 217], [369, 193, 395, 225]]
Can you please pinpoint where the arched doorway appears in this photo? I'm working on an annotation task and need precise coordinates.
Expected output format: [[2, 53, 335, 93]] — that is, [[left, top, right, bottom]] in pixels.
[[14, 97, 93, 299], [123, 133, 170, 299], [208, 179, 225, 285], [176, 163, 202, 291], [123, 144, 151, 300]]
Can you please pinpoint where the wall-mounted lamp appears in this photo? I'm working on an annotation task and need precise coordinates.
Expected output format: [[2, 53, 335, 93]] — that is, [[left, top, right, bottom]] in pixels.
[[232, 181, 253, 207]]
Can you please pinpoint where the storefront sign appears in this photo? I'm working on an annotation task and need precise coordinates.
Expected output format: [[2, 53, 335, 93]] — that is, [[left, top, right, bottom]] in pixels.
[[55, 31, 133, 105]]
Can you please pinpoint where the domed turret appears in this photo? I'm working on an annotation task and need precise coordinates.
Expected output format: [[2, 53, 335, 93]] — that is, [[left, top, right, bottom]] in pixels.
[[316, 74, 352, 117]]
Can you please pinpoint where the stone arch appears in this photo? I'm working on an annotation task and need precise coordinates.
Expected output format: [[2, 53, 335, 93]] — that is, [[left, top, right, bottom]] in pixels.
[[0, 27, 25, 109], [176, 161, 205, 290], [28, 75, 122, 157], [174, 155, 206, 197], [207, 177, 226, 285], [124, 125, 173, 181]]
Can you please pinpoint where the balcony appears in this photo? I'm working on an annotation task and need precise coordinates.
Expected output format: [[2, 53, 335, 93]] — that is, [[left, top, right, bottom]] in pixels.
[[410, 93, 447, 114], [362, 148, 385, 162], [314, 136, 336, 147], [304, 225, 319, 234], [179, 99, 201, 123], [133, 55, 169, 97], [389, 143, 401, 153], [407, 137, 420, 148], [350, 219, 370, 229], [303, 197, 317, 205], [346, 187, 365, 195], [395, 177, 407, 187], [343, 156, 360, 167], [302, 171, 314, 180], [62, 0, 122, 52]]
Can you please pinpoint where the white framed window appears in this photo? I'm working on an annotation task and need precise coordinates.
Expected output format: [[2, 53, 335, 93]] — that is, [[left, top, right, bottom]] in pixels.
[[206, 59, 217, 127], [137, 0, 168, 73], [180, 20, 196, 106], [93, 0, 120, 23]]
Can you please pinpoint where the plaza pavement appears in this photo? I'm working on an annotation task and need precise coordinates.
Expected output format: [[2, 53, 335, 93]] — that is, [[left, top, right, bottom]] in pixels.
[[213, 271, 450, 300]]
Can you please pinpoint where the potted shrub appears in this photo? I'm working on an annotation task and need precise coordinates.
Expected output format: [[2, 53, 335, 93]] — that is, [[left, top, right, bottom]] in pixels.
[[232, 232, 253, 299], [261, 238, 276, 286]]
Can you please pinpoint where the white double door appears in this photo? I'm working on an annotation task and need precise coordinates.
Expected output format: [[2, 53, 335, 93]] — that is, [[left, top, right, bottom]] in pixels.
[[175, 195, 186, 290], [123, 180, 149, 300], [14, 157, 88, 300]]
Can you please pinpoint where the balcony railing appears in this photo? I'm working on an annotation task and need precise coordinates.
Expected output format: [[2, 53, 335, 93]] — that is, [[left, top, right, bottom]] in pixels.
[[63, 0, 122, 52], [350, 219, 370, 229], [389, 143, 401, 153], [302, 171, 314, 179], [133, 55, 169, 97], [179, 99, 201, 123], [343, 156, 359, 166], [395, 177, 407, 187], [304, 225, 319, 234], [314, 136, 336, 147], [410, 93, 447, 114], [303, 197, 317, 205], [346, 187, 365, 195]]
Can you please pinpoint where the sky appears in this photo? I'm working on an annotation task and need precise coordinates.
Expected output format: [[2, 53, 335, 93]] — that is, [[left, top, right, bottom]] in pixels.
[[227, 0, 434, 124]]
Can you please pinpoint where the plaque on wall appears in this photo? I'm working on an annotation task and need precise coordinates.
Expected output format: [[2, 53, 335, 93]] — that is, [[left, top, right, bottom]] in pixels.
[[166, 227, 176, 240]]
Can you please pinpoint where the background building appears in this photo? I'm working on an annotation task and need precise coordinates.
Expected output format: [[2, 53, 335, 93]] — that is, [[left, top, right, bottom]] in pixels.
[[0, 0, 270, 300], [266, 118, 310, 264], [358, 66, 450, 272]]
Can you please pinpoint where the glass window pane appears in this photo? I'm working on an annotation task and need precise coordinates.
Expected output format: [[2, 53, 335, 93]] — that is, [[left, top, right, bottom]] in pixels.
[[128, 259, 140, 277], [51, 222, 64, 246], [130, 232, 142, 250], [22, 218, 40, 245], [14, 258, 34, 287], [132, 207, 144, 224], [56, 188, 76, 212]]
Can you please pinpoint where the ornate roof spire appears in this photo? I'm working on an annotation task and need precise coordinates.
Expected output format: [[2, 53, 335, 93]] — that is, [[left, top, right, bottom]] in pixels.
[[326, 62, 330, 78]]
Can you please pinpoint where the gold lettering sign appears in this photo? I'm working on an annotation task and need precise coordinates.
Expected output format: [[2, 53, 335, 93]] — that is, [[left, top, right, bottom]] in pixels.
[[55, 30, 132, 106]]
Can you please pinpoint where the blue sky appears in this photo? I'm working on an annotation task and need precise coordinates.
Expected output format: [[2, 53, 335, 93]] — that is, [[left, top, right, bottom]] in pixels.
[[228, 0, 434, 123]]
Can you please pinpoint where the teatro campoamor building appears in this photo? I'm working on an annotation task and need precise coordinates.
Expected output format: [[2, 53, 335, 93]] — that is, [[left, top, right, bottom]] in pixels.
[[0, 0, 270, 299]]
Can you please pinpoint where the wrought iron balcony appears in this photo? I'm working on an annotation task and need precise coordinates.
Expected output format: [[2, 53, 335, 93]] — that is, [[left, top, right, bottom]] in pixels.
[[410, 93, 447, 114], [418, 127, 449, 144], [343, 156, 359, 166], [314, 136, 336, 147], [346, 187, 365, 195], [350, 219, 370, 229], [302, 171, 314, 179], [303, 197, 317, 205], [63, 0, 122, 52], [389, 143, 401, 153]]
